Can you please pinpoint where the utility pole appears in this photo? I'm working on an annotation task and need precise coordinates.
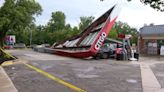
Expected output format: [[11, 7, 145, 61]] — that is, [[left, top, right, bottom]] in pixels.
[[26, 27, 32, 47], [30, 29, 32, 47]]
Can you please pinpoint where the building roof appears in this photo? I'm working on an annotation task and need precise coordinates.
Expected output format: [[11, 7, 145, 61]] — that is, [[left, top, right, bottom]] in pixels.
[[140, 25, 164, 36]]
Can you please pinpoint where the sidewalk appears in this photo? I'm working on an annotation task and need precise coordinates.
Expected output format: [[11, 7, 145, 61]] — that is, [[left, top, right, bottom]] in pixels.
[[0, 66, 18, 92], [139, 56, 164, 92], [140, 63, 161, 92]]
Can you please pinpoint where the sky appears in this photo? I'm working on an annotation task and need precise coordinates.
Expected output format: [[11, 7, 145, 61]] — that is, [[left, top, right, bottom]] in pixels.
[[0, 0, 164, 30]]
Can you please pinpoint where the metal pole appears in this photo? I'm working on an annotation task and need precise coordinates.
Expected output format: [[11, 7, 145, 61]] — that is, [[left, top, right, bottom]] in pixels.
[[137, 35, 140, 54], [30, 29, 32, 47]]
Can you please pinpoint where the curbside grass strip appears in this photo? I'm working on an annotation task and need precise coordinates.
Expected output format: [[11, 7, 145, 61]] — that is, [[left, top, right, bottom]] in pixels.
[[0, 48, 17, 59]]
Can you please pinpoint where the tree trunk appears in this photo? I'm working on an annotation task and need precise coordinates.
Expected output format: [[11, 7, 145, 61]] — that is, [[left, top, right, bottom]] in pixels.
[[0, 37, 4, 48], [0, 38, 5, 64], [0, 30, 7, 48]]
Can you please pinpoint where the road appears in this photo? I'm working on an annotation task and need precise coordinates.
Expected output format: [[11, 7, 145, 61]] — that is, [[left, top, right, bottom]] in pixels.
[[3, 49, 142, 92]]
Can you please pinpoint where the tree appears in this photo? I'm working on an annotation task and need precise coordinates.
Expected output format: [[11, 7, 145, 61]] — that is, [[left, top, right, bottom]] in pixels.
[[108, 29, 118, 39], [65, 24, 72, 31], [109, 21, 138, 44], [79, 16, 94, 31], [0, 0, 42, 47], [134, 0, 164, 11], [100, 0, 164, 12], [47, 11, 66, 32]]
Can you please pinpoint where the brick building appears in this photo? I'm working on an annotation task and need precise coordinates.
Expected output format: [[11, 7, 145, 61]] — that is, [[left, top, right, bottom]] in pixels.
[[139, 25, 164, 55]]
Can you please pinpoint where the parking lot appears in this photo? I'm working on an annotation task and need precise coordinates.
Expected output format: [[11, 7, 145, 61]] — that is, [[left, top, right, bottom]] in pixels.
[[2, 49, 164, 92]]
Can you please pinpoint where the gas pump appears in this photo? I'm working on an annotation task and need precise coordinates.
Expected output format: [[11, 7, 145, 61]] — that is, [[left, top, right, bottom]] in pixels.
[[117, 34, 139, 61]]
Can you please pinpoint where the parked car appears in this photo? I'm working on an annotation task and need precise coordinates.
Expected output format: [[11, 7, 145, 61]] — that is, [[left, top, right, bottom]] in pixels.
[[13, 43, 26, 49], [33, 44, 50, 53], [93, 43, 116, 59], [4, 45, 13, 49]]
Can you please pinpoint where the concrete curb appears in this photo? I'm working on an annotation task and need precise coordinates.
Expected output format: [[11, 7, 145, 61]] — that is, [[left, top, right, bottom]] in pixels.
[[0, 66, 18, 92], [140, 64, 161, 92], [156, 88, 164, 92]]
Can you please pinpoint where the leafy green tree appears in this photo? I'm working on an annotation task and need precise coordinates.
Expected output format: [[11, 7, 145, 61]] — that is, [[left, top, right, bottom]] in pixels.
[[0, 0, 42, 47], [109, 21, 138, 44], [44, 11, 82, 44], [47, 11, 66, 32], [100, 0, 164, 11], [65, 24, 72, 31], [134, 0, 164, 11], [79, 16, 94, 31], [31, 25, 48, 45], [108, 28, 118, 39], [72, 26, 80, 36]]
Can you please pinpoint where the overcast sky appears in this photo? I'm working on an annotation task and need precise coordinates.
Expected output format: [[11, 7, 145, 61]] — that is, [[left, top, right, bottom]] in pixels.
[[0, 0, 164, 30]]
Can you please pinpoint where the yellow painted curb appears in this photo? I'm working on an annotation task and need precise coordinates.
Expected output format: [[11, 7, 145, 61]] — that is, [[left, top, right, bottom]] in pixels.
[[1, 61, 14, 66]]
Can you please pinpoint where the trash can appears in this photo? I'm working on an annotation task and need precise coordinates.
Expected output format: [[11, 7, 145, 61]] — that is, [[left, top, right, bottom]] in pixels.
[[134, 53, 139, 60]]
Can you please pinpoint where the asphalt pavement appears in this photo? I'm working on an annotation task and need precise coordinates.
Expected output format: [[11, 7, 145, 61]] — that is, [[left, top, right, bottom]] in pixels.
[[3, 49, 142, 92]]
